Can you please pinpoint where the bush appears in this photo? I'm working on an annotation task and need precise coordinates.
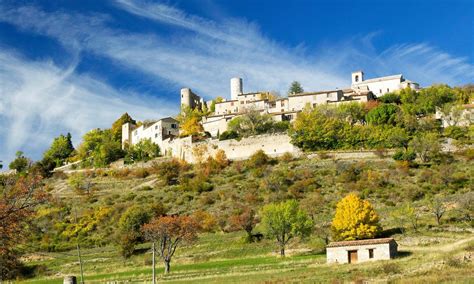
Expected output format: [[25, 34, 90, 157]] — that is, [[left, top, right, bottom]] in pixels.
[[219, 130, 239, 141], [380, 262, 401, 274], [153, 159, 183, 185], [129, 168, 149, 179], [393, 149, 416, 161], [247, 150, 270, 168]]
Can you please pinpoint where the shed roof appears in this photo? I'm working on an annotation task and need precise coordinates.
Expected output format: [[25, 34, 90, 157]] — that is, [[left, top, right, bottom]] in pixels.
[[327, 238, 395, 248]]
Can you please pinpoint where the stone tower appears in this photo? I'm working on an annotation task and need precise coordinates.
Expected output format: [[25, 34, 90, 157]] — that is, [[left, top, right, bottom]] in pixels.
[[351, 71, 364, 85], [230, 77, 243, 100]]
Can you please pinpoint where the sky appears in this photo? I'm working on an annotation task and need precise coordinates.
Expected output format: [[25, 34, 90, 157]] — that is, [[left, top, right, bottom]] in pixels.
[[0, 0, 473, 167]]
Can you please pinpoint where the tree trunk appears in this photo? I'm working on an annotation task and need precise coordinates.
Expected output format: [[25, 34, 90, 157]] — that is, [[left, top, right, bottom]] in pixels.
[[164, 260, 171, 274], [280, 247, 285, 257]]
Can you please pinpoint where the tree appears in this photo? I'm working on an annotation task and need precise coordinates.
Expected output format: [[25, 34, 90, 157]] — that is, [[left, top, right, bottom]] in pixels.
[[409, 132, 442, 162], [227, 109, 275, 137], [337, 102, 367, 125], [261, 200, 313, 256], [111, 113, 136, 142], [43, 133, 75, 167], [331, 193, 381, 241], [288, 81, 304, 95], [0, 175, 47, 279], [118, 206, 152, 258], [67, 173, 94, 196], [366, 104, 399, 126], [142, 215, 199, 274], [125, 138, 160, 163], [430, 197, 446, 225], [391, 203, 419, 233], [8, 151, 31, 173], [177, 106, 204, 137], [229, 207, 259, 242], [290, 106, 348, 150], [76, 129, 124, 167]]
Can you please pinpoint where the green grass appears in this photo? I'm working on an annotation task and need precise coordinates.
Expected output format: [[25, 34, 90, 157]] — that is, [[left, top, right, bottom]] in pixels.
[[19, 231, 474, 283]]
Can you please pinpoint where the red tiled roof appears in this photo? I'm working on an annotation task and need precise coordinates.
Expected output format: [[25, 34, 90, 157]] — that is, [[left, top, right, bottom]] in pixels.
[[327, 238, 395, 248]]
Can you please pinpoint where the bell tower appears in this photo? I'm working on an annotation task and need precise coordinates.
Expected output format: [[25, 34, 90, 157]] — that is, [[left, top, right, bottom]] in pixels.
[[351, 71, 364, 85]]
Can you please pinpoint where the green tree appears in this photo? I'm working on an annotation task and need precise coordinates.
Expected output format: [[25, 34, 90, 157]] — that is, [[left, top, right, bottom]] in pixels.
[[227, 109, 275, 137], [9, 151, 31, 173], [43, 133, 75, 167], [111, 113, 136, 142], [288, 81, 304, 95], [290, 106, 348, 150], [125, 138, 160, 163], [118, 206, 152, 258], [77, 129, 124, 167], [261, 200, 313, 256], [337, 102, 367, 125], [331, 193, 381, 241], [409, 132, 442, 162], [366, 104, 399, 126]]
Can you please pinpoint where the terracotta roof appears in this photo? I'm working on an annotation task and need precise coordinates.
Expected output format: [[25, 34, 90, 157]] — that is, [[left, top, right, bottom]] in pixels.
[[327, 238, 395, 248]]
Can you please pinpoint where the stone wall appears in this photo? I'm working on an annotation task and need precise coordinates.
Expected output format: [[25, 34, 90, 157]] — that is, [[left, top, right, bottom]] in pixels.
[[327, 243, 394, 264], [162, 133, 300, 163]]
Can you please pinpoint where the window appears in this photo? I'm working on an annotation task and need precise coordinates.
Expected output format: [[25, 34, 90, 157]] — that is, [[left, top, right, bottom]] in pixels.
[[155, 133, 158, 138], [171, 124, 177, 129], [281, 101, 285, 106], [379, 89, 382, 94], [368, 249, 374, 259], [134, 130, 137, 136], [355, 75, 359, 82], [155, 125, 158, 130], [241, 101, 244, 105], [387, 88, 390, 92], [231, 102, 234, 106]]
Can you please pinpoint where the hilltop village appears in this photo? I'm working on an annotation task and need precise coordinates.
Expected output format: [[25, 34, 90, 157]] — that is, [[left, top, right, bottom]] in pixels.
[[121, 71, 420, 162]]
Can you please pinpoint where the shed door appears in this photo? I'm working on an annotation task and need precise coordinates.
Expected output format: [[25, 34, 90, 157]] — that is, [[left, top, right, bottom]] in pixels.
[[348, 250, 358, 263]]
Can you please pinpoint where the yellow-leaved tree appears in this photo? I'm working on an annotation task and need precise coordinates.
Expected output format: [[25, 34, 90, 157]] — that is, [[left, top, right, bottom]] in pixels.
[[331, 193, 381, 241]]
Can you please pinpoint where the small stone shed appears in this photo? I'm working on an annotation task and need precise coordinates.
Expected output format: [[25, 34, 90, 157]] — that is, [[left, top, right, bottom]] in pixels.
[[326, 238, 397, 264]]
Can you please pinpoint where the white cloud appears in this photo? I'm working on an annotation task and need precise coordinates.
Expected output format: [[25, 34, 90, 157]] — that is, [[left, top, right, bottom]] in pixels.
[[0, 50, 175, 165], [0, 1, 473, 166]]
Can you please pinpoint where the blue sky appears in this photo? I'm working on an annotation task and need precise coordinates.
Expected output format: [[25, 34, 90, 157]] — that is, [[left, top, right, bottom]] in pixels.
[[0, 0, 473, 166]]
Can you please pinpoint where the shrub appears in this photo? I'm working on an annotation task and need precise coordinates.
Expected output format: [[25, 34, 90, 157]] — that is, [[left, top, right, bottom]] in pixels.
[[247, 150, 270, 168], [393, 149, 416, 161], [380, 262, 401, 274], [219, 130, 239, 141], [129, 168, 149, 179], [153, 159, 183, 185], [192, 210, 218, 232]]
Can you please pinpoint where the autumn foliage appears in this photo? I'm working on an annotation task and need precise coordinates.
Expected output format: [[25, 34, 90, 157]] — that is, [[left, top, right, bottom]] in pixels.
[[0, 175, 47, 279], [142, 215, 199, 273], [331, 193, 381, 241]]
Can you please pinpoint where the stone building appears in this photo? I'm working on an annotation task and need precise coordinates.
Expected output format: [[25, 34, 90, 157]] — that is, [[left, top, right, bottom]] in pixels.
[[122, 117, 179, 150], [326, 238, 398, 264], [351, 70, 420, 97], [186, 71, 418, 137]]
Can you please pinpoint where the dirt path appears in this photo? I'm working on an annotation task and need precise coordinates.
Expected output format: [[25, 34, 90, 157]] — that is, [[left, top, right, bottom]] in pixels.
[[131, 178, 158, 191], [400, 235, 474, 252]]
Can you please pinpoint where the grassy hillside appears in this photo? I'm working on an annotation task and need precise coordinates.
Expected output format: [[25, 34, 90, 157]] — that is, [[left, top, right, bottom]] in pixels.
[[15, 150, 472, 282]]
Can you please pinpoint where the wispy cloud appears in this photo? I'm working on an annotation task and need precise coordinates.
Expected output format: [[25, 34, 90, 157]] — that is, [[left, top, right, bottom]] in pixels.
[[0, 49, 174, 164], [0, 1, 473, 165]]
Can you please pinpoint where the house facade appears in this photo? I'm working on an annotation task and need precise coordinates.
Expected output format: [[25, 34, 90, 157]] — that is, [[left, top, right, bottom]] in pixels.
[[326, 238, 398, 264], [351, 70, 420, 97], [122, 117, 179, 150], [189, 71, 418, 137]]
